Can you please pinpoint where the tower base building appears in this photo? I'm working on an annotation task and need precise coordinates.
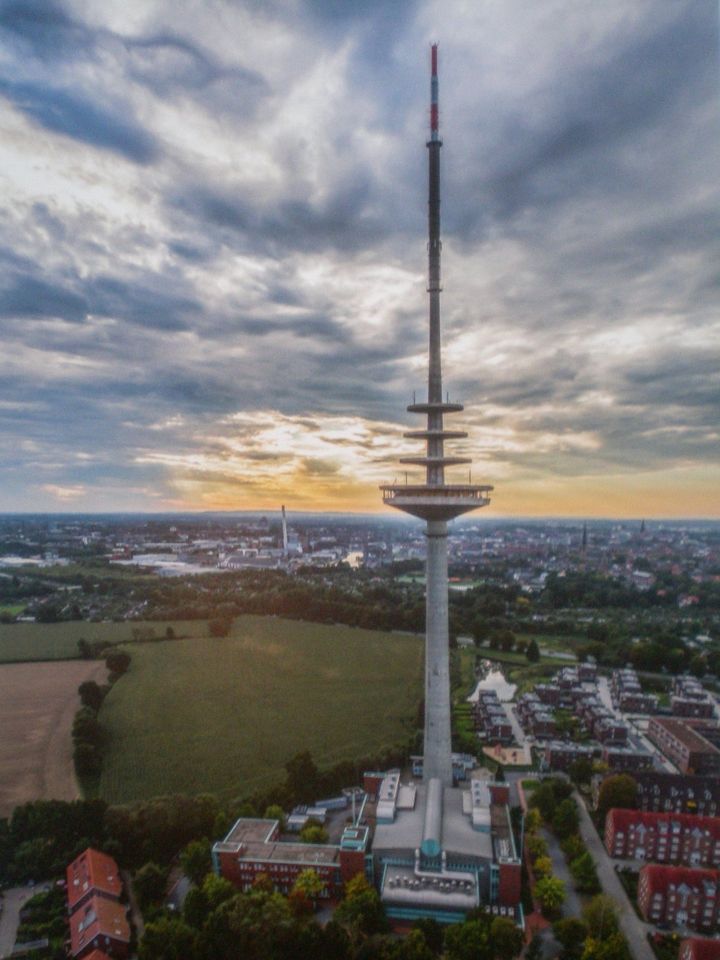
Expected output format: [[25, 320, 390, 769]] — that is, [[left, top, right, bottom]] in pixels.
[[366, 772, 522, 925]]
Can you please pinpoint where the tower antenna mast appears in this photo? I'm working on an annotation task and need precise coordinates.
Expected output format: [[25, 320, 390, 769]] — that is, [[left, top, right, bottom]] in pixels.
[[380, 45, 493, 785]]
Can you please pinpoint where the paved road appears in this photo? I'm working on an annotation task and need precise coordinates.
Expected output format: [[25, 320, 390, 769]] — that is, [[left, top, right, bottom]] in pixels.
[[573, 792, 655, 960], [0, 886, 35, 959], [541, 826, 583, 918], [505, 706, 532, 764]]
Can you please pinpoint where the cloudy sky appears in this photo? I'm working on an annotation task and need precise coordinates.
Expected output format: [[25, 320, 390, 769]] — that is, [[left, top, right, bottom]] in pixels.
[[0, 0, 718, 517]]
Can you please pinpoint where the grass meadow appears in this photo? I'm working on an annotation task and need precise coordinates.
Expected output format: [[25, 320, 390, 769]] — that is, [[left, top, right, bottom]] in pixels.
[[0, 620, 211, 663], [98, 615, 424, 804]]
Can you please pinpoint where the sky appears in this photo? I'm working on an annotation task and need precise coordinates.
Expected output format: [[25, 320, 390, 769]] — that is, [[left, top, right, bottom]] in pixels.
[[0, 0, 718, 518]]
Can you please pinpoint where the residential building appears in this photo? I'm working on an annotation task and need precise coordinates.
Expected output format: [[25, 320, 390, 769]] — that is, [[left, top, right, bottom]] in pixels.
[[66, 848, 123, 914], [647, 718, 720, 776], [602, 745, 654, 773], [638, 864, 720, 931], [605, 809, 720, 867], [633, 772, 720, 817], [679, 937, 720, 960], [543, 741, 595, 772], [68, 896, 131, 959]]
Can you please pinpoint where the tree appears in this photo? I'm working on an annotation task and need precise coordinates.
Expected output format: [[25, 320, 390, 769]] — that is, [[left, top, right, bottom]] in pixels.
[[263, 804, 286, 830], [202, 872, 236, 912], [552, 798, 580, 839], [569, 757, 594, 786], [335, 874, 388, 937], [78, 680, 104, 712], [526, 833, 548, 862], [139, 916, 197, 960], [490, 915, 524, 959], [73, 741, 101, 776], [553, 917, 589, 960], [299, 823, 329, 844], [180, 838, 212, 886], [535, 875, 565, 917], [394, 928, 436, 960], [183, 884, 208, 929], [72, 707, 101, 746], [561, 833, 585, 861], [499, 630, 515, 652], [570, 852, 600, 894], [581, 934, 631, 960], [596, 774, 637, 821], [533, 856, 553, 878], [529, 781, 557, 821], [105, 651, 131, 676], [525, 808, 542, 833], [285, 750, 319, 804], [412, 918, 443, 955], [293, 868, 325, 901], [582, 894, 620, 940], [133, 862, 168, 910], [444, 917, 492, 960], [526, 639, 540, 663]]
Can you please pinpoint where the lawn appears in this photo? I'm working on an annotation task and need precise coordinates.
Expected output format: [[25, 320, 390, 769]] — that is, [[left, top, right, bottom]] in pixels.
[[98, 615, 424, 804], [0, 620, 211, 663]]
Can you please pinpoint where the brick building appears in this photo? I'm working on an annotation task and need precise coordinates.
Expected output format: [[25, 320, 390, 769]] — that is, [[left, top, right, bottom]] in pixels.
[[68, 896, 130, 959], [212, 818, 368, 898], [516, 694, 556, 739], [66, 849, 123, 914], [601, 745, 654, 773], [679, 937, 720, 960], [638, 864, 720, 932], [473, 691, 513, 744], [543, 741, 595, 772], [647, 718, 720, 776], [65, 849, 129, 960], [633, 772, 720, 817], [610, 667, 658, 714], [605, 809, 720, 867]]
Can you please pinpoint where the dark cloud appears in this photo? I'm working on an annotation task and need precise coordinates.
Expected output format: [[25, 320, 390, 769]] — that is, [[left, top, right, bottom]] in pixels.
[[0, 273, 87, 322], [88, 275, 199, 331], [0, 0, 82, 59], [0, 0, 717, 510], [447, 3, 718, 236], [173, 174, 388, 255], [123, 32, 266, 102], [0, 80, 160, 163]]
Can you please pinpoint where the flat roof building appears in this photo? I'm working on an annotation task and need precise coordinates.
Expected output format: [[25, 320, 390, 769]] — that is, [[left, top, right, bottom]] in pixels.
[[647, 718, 720, 776], [212, 817, 368, 898]]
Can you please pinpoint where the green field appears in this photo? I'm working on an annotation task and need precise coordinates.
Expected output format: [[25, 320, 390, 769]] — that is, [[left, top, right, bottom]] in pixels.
[[0, 620, 211, 663], [98, 615, 424, 804]]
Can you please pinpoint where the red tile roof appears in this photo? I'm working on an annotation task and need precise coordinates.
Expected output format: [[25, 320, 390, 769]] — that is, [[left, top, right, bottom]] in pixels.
[[680, 938, 720, 960], [640, 864, 720, 895], [607, 808, 720, 841], [66, 848, 123, 912], [69, 895, 130, 957]]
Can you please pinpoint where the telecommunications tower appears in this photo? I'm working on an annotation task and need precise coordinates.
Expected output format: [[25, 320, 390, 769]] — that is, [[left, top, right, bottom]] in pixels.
[[381, 44, 492, 786]]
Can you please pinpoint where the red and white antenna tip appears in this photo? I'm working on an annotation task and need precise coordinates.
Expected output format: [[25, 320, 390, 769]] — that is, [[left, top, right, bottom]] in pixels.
[[431, 43, 438, 77]]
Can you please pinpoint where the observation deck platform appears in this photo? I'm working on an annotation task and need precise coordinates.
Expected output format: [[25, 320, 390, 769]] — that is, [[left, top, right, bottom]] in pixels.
[[380, 483, 492, 521], [404, 429, 468, 441], [407, 401, 464, 415]]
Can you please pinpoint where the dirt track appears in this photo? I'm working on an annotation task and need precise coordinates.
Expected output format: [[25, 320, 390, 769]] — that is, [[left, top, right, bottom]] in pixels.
[[0, 660, 105, 818]]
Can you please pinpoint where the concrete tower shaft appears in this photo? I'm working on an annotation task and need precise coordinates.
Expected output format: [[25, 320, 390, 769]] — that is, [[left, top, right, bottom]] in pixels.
[[380, 46, 493, 786]]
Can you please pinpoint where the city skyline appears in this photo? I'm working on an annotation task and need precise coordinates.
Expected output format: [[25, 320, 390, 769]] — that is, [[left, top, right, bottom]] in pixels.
[[1, 1, 718, 517]]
